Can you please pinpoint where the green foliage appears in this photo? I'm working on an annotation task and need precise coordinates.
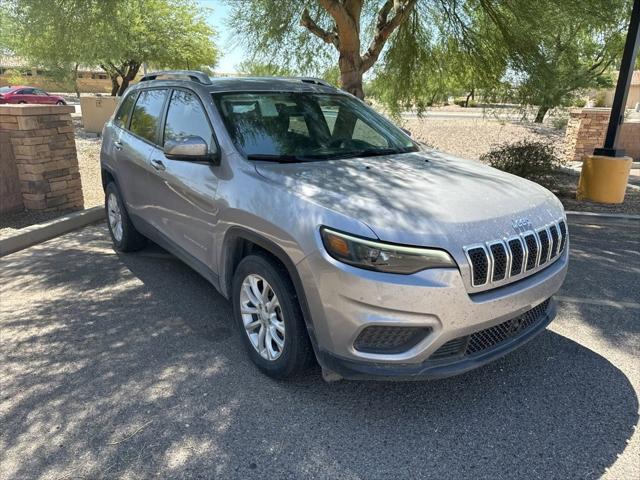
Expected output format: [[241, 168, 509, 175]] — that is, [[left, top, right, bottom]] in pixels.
[[480, 141, 563, 187], [594, 91, 608, 107], [236, 60, 295, 77], [573, 98, 587, 108], [550, 116, 569, 130], [4, 0, 219, 95], [483, 0, 630, 122]]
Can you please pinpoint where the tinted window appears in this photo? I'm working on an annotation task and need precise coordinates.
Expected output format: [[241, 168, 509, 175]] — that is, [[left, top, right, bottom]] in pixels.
[[114, 92, 137, 129], [129, 89, 168, 143], [163, 90, 212, 147], [214, 92, 416, 161], [17, 89, 34, 95]]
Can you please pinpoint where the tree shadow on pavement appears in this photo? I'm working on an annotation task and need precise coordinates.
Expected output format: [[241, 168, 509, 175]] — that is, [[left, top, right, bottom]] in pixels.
[[0, 224, 637, 479]]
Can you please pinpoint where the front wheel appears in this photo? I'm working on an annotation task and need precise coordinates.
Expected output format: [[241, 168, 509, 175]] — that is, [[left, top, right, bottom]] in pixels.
[[56, 100, 65, 105], [232, 254, 314, 379]]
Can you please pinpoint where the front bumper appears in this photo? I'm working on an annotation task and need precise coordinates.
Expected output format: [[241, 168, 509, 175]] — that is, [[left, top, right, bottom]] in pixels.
[[296, 246, 568, 380], [317, 299, 556, 380]]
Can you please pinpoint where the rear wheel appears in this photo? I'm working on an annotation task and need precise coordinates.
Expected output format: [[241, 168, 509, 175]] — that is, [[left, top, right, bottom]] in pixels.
[[232, 254, 313, 379], [18, 101, 26, 104], [105, 182, 146, 252]]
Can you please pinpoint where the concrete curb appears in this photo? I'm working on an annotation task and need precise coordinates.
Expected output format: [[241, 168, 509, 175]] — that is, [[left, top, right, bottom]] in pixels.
[[0, 205, 105, 257], [566, 210, 640, 221]]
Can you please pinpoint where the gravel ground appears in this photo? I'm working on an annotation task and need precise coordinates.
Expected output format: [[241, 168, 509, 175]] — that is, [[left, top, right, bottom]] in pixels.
[[74, 118, 103, 209], [403, 117, 568, 159], [0, 216, 638, 479]]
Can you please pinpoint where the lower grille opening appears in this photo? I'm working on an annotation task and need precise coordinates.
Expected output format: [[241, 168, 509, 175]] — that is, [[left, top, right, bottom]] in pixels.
[[354, 326, 431, 354], [429, 299, 551, 361]]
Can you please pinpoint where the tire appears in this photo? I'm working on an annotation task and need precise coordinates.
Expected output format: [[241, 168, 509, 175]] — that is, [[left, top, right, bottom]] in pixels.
[[232, 254, 314, 379], [105, 182, 146, 252], [56, 100, 65, 105], [18, 101, 26, 104]]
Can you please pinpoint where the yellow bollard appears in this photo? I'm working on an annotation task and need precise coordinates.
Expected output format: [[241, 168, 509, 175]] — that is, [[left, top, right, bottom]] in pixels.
[[576, 155, 633, 204]]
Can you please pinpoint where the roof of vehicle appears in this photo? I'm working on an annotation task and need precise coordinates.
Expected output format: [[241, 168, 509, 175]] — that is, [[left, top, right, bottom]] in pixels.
[[131, 71, 341, 95]]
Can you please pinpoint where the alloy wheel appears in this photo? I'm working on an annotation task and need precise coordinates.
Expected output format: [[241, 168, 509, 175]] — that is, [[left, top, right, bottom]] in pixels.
[[239, 274, 286, 361], [107, 192, 123, 242]]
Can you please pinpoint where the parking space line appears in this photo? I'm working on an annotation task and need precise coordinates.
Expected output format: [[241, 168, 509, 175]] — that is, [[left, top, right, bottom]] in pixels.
[[556, 295, 640, 309]]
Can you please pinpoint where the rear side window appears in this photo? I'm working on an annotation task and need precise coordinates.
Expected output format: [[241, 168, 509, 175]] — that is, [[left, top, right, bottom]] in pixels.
[[113, 92, 136, 129], [163, 90, 212, 148], [129, 89, 168, 144]]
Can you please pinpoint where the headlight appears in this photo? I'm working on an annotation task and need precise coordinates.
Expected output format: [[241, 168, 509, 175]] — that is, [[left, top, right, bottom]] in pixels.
[[320, 227, 457, 274]]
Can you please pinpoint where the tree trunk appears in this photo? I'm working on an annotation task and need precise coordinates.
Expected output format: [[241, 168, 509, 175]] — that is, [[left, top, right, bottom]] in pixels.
[[73, 63, 80, 99], [117, 62, 141, 96], [535, 105, 549, 123], [465, 88, 474, 108], [109, 76, 120, 96], [339, 51, 365, 99]]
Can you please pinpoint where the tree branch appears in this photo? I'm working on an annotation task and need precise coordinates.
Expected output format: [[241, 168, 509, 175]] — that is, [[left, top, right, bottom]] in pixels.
[[361, 0, 418, 72], [300, 8, 339, 47]]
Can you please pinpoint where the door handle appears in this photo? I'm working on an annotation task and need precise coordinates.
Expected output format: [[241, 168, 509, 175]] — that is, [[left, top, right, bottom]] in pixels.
[[114, 141, 123, 151], [150, 159, 166, 171]]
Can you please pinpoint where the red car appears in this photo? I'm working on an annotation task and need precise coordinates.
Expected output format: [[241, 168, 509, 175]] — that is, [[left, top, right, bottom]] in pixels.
[[0, 86, 66, 105]]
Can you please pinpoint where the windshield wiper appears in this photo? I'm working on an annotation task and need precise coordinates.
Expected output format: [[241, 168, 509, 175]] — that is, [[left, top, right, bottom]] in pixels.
[[246, 154, 308, 163], [325, 147, 413, 160]]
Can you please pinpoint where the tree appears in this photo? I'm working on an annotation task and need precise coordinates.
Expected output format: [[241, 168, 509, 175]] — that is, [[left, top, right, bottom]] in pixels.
[[477, 0, 631, 122], [227, 0, 419, 99], [227, 0, 631, 118], [236, 60, 296, 77], [5, 0, 219, 95]]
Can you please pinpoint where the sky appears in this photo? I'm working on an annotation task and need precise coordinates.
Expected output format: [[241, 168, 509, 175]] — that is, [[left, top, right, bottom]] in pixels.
[[196, 0, 247, 73]]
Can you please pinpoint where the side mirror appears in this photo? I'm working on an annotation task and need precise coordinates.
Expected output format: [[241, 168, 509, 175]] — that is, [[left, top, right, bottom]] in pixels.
[[400, 127, 412, 137], [164, 136, 218, 163]]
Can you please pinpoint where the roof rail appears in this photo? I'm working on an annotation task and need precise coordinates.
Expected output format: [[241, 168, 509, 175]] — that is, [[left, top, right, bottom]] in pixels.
[[297, 77, 333, 87], [139, 70, 212, 85]]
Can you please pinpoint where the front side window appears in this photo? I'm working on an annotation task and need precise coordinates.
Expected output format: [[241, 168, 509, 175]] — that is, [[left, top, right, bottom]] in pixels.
[[129, 89, 168, 143], [213, 92, 417, 161], [114, 92, 137, 129], [163, 90, 212, 148]]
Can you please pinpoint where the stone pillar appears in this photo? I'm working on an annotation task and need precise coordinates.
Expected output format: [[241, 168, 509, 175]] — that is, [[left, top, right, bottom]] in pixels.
[[563, 108, 640, 162], [0, 104, 84, 212]]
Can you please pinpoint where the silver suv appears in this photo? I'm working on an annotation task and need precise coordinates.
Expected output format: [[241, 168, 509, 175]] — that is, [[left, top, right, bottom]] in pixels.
[[101, 70, 568, 381]]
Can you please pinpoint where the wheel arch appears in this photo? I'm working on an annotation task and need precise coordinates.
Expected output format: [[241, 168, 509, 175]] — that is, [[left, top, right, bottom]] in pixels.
[[221, 226, 319, 352]]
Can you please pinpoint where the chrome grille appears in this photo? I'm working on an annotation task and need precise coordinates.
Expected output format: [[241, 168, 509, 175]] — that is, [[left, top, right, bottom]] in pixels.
[[464, 218, 567, 289], [489, 243, 508, 281]]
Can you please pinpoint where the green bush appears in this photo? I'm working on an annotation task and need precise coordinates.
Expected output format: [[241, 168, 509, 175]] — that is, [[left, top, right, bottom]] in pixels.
[[573, 98, 587, 108], [594, 91, 607, 107], [551, 116, 569, 130], [480, 141, 562, 187]]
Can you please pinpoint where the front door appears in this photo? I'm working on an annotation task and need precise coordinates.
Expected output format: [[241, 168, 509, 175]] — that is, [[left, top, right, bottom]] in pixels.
[[145, 88, 221, 272]]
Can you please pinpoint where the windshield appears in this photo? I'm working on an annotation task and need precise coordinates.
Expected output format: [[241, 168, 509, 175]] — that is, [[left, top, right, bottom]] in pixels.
[[213, 92, 418, 161]]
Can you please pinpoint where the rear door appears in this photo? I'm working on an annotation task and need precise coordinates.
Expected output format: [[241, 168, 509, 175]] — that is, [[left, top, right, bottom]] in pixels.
[[114, 88, 169, 221], [145, 88, 221, 270], [12, 88, 33, 103]]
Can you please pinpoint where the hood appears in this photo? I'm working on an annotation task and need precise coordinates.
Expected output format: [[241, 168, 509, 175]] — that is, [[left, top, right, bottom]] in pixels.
[[254, 149, 565, 249]]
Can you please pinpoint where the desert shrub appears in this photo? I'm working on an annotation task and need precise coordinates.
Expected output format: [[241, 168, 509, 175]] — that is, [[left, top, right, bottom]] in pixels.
[[551, 116, 569, 130], [480, 141, 562, 187], [594, 91, 607, 107]]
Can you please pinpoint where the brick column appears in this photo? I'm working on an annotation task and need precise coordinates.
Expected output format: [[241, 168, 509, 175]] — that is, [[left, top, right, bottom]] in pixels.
[[0, 104, 84, 212]]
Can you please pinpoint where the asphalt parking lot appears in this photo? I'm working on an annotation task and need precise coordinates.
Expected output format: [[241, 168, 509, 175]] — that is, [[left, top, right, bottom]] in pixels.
[[1, 215, 638, 479]]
